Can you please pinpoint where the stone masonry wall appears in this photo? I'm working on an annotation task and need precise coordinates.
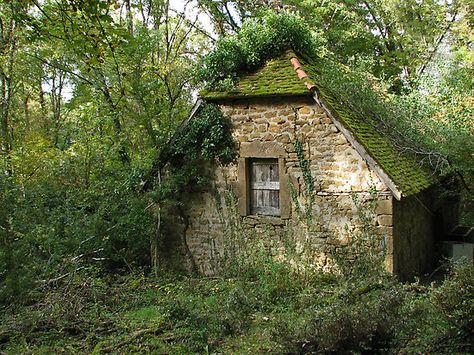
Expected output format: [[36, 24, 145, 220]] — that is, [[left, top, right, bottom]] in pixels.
[[184, 96, 396, 275], [392, 190, 435, 280]]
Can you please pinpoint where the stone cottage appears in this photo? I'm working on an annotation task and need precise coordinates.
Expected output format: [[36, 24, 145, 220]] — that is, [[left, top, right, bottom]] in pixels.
[[178, 50, 437, 280]]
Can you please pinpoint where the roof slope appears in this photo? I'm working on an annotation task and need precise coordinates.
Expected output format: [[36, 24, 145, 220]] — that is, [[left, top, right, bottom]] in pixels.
[[201, 51, 435, 198], [201, 51, 311, 100]]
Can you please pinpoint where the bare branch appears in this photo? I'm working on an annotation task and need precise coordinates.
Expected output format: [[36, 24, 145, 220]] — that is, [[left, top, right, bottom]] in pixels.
[[169, 7, 217, 43], [416, 11, 459, 77], [27, 53, 94, 86]]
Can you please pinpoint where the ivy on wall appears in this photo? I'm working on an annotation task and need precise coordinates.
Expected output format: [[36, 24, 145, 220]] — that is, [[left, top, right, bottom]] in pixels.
[[149, 103, 237, 202]]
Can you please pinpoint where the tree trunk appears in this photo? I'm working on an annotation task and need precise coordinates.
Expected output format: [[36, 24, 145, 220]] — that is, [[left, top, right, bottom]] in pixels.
[[125, 0, 134, 35], [51, 67, 65, 147], [151, 168, 162, 276], [99, 77, 131, 165], [0, 11, 16, 175]]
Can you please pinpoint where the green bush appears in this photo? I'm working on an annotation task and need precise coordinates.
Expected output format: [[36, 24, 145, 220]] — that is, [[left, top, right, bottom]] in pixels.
[[271, 276, 402, 353], [435, 260, 474, 335], [0, 165, 154, 305], [198, 12, 323, 90], [270, 261, 474, 354], [395, 260, 474, 353]]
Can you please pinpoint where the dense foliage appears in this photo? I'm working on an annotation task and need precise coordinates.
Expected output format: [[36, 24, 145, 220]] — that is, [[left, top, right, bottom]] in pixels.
[[0, 0, 211, 301], [197, 0, 473, 90], [198, 12, 323, 89], [155, 103, 237, 199]]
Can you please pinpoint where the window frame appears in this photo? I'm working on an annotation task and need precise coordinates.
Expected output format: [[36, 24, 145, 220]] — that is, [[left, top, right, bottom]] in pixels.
[[236, 141, 290, 219]]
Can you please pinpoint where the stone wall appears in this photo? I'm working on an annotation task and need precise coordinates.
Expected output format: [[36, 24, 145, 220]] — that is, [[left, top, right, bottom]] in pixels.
[[183, 96, 397, 275], [392, 190, 435, 280]]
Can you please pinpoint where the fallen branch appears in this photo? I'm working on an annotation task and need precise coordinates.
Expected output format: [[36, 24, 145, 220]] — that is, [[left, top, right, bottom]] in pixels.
[[71, 248, 104, 262], [39, 266, 86, 285], [100, 327, 165, 353], [79, 235, 97, 246]]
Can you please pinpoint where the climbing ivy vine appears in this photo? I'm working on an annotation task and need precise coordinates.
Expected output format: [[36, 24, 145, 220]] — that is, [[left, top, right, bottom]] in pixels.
[[153, 103, 237, 202]]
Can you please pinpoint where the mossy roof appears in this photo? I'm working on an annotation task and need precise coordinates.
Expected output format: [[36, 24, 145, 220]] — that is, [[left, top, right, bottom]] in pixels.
[[200, 51, 311, 100], [200, 51, 435, 197]]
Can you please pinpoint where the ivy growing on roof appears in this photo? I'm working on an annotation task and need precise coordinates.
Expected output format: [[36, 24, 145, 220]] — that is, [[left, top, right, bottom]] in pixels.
[[198, 12, 324, 90]]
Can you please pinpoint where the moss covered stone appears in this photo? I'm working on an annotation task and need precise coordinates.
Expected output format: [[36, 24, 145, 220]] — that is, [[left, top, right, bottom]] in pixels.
[[200, 50, 435, 197]]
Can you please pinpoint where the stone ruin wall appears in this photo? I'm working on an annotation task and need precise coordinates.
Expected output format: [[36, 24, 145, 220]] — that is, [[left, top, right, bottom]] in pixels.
[[184, 96, 396, 275]]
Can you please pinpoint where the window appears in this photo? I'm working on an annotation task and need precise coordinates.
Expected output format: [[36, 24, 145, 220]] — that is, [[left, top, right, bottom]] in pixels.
[[236, 141, 290, 219], [249, 159, 280, 215]]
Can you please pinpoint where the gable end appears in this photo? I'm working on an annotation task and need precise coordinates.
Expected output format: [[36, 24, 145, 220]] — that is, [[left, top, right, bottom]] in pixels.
[[312, 92, 402, 200]]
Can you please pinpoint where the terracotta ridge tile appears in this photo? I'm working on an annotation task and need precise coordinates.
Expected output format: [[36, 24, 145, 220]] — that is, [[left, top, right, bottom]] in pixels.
[[305, 81, 316, 90], [296, 68, 308, 79], [289, 54, 315, 91], [290, 57, 301, 70]]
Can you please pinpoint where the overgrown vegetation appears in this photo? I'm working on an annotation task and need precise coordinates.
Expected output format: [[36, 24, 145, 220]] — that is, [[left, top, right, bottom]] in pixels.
[[1, 238, 472, 353], [198, 12, 323, 90], [152, 103, 237, 198], [0, 101, 237, 300], [1, 1, 473, 352]]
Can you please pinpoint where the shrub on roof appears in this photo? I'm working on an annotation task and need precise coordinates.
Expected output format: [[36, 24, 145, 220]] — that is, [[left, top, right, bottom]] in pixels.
[[198, 12, 324, 90]]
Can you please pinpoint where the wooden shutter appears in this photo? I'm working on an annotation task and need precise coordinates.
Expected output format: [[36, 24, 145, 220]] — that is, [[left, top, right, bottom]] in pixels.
[[250, 159, 280, 215]]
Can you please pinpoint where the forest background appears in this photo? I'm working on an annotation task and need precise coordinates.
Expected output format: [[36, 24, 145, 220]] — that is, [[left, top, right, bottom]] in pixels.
[[0, 0, 473, 353]]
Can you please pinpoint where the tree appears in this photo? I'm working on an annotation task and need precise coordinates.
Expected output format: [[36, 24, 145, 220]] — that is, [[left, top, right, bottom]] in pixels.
[[283, 0, 468, 90], [0, 0, 23, 174]]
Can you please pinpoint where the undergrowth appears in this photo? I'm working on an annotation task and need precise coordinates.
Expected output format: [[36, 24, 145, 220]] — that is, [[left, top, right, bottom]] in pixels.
[[1, 259, 471, 353]]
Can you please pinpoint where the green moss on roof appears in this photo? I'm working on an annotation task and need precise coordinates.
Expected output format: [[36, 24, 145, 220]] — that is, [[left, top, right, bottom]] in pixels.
[[315, 83, 435, 196], [200, 50, 435, 197], [200, 51, 310, 100], [301, 59, 435, 196]]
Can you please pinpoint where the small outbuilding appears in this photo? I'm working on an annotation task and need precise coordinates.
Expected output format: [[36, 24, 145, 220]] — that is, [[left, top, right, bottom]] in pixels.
[[178, 50, 438, 280]]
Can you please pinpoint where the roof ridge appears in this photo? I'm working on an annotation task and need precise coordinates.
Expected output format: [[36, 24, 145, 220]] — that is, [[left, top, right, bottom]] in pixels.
[[288, 54, 316, 91]]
